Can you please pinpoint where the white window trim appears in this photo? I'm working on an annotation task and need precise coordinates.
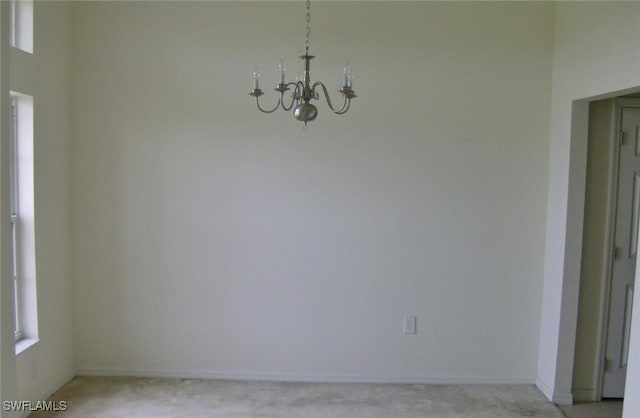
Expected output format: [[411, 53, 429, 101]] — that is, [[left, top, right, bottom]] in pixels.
[[10, 92, 38, 351], [10, 97, 20, 342], [9, 0, 33, 54]]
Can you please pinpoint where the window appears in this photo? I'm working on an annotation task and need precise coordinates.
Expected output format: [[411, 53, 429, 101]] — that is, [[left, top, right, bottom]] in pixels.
[[10, 97, 19, 340], [9, 0, 33, 53], [10, 92, 37, 348]]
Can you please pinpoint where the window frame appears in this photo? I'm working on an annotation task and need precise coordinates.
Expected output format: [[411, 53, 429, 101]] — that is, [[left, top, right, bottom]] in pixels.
[[10, 96, 21, 341], [9, 92, 37, 350], [9, 0, 33, 53]]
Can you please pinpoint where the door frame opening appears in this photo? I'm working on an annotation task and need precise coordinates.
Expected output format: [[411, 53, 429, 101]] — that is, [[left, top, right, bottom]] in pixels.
[[573, 94, 640, 402]]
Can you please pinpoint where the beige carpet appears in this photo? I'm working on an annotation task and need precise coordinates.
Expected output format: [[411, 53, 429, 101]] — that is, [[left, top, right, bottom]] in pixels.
[[29, 376, 566, 418]]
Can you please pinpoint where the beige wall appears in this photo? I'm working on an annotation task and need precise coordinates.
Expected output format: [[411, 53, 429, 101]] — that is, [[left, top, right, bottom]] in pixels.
[[71, 1, 553, 382], [15, 0, 74, 404], [1, 1, 74, 411], [0, 2, 17, 409], [537, 0, 640, 405]]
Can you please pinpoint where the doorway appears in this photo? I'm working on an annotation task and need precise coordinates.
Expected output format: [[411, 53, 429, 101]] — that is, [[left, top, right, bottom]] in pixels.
[[602, 101, 640, 397], [573, 95, 640, 402]]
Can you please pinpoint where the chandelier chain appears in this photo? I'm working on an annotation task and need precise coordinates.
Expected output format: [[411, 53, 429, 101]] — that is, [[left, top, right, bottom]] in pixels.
[[305, 0, 311, 54]]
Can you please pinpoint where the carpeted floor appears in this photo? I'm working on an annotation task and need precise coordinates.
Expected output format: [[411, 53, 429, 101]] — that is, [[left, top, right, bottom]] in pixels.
[[28, 376, 567, 417]]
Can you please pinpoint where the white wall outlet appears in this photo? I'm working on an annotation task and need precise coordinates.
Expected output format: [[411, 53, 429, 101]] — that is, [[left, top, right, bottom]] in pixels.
[[403, 316, 417, 334]]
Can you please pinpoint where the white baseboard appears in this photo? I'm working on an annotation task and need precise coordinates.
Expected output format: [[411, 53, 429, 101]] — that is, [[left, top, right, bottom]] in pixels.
[[552, 392, 573, 405], [75, 367, 534, 386], [536, 376, 573, 405], [536, 376, 554, 400], [572, 388, 598, 402]]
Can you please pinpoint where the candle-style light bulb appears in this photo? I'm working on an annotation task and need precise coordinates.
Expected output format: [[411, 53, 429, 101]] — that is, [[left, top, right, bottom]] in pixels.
[[278, 58, 286, 85], [343, 63, 353, 88], [252, 67, 261, 90]]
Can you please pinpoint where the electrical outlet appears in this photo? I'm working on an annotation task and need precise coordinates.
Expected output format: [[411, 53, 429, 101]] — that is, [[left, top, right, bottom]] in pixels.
[[403, 316, 417, 334]]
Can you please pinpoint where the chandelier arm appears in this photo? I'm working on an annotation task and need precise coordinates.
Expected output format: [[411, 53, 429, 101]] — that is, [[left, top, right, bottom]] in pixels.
[[334, 98, 352, 115], [255, 95, 282, 114], [281, 82, 303, 111], [295, 80, 305, 100], [312, 81, 350, 114]]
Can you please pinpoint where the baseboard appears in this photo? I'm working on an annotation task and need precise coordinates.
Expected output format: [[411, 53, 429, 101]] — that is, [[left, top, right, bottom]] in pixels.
[[572, 388, 598, 402], [75, 367, 534, 386], [536, 376, 573, 405], [536, 377, 554, 401], [552, 391, 573, 405]]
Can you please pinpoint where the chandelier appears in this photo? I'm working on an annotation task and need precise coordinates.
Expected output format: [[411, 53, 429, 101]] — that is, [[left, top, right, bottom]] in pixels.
[[249, 0, 356, 125]]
